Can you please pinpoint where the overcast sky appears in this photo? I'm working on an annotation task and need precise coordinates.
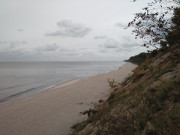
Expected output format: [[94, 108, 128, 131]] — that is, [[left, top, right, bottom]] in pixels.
[[0, 0, 148, 61]]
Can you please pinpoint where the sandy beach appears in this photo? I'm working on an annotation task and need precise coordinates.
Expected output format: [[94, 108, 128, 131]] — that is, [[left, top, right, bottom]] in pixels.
[[0, 62, 137, 135]]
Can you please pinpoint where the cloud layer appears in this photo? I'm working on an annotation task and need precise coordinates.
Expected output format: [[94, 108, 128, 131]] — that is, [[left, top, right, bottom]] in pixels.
[[98, 37, 139, 54], [0, 40, 27, 48], [94, 36, 107, 40], [45, 20, 91, 38], [115, 22, 127, 28], [36, 43, 59, 52], [17, 29, 24, 32]]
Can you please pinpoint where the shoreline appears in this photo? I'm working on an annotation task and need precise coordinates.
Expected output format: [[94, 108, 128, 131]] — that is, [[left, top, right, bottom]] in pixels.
[[0, 62, 125, 105], [0, 62, 137, 135], [0, 79, 79, 105]]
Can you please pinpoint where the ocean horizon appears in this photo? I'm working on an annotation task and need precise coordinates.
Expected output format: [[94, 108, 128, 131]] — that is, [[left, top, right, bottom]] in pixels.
[[0, 61, 124, 103]]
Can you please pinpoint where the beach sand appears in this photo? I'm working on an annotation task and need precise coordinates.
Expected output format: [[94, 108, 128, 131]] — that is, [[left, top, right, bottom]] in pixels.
[[0, 62, 137, 135]]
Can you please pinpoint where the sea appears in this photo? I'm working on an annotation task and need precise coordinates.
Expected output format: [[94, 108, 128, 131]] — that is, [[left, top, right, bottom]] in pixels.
[[0, 61, 124, 103]]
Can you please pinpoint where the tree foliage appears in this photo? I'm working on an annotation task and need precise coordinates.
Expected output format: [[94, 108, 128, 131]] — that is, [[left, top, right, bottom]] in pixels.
[[166, 7, 180, 46], [128, 0, 180, 49]]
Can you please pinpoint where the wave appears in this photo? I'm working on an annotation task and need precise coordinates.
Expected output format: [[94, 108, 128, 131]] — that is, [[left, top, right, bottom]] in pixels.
[[0, 84, 56, 103]]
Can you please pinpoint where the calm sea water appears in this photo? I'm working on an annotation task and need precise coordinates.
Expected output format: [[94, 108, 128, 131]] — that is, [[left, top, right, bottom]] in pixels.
[[0, 61, 124, 103]]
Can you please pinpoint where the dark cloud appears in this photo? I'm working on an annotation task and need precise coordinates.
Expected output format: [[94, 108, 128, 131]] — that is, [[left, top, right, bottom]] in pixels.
[[114, 42, 139, 53], [98, 38, 139, 54], [115, 22, 126, 28], [94, 36, 107, 40], [36, 43, 59, 52], [122, 36, 132, 42], [35, 43, 77, 56], [0, 41, 9, 44], [17, 29, 24, 32], [103, 39, 119, 49], [9, 41, 27, 48], [0, 49, 49, 62], [45, 20, 91, 38], [122, 42, 137, 48], [0, 40, 26, 47]]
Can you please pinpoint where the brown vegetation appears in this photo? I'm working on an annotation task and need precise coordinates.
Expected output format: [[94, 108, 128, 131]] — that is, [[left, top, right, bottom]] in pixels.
[[71, 47, 180, 135]]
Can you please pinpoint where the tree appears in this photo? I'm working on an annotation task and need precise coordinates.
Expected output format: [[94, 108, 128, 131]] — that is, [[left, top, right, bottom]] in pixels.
[[166, 7, 180, 46], [128, 0, 180, 49]]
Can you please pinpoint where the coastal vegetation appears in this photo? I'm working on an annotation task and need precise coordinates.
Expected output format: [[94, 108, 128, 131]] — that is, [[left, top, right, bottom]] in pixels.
[[71, 0, 180, 134], [71, 44, 180, 135]]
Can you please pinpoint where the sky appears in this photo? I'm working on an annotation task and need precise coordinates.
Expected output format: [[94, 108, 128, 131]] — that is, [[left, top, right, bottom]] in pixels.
[[0, 0, 149, 61]]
